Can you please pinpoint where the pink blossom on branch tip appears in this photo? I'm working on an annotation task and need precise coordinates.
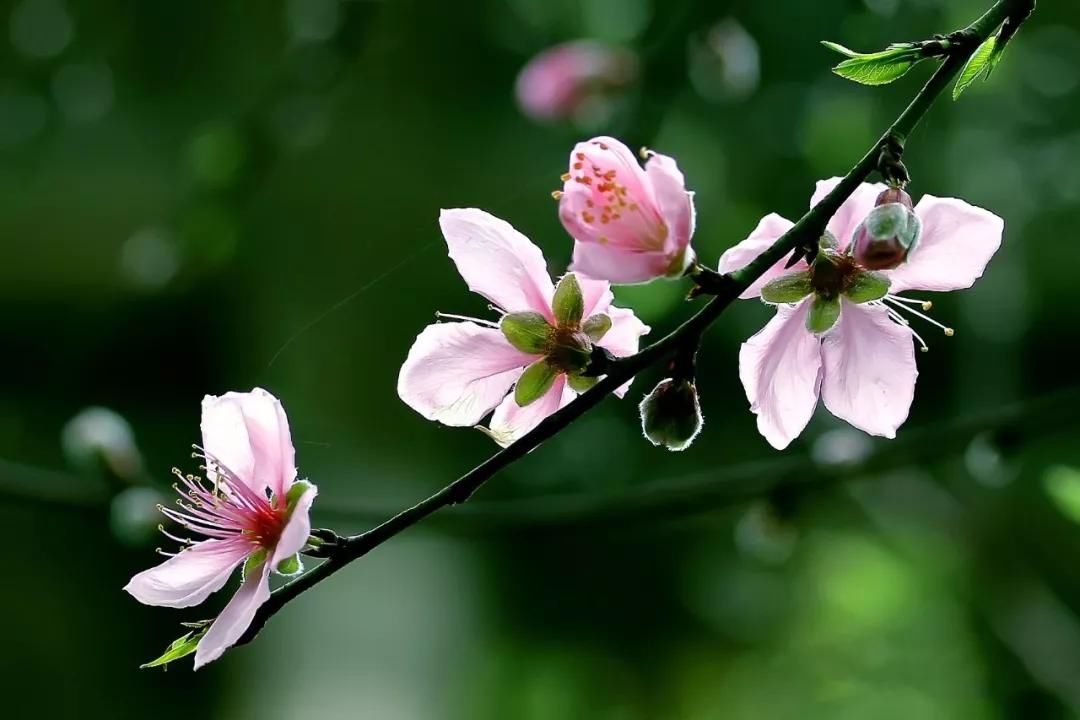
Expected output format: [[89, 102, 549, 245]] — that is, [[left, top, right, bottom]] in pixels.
[[124, 388, 316, 669], [558, 136, 697, 285], [719, 178, 1003, 449], [398, 208, 650, 447]]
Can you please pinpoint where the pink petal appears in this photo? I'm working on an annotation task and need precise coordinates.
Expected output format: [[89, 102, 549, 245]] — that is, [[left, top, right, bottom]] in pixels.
[[885, 194, 1004, 293], [271, 482, 317, 567], [193, 560, 272, 670], [201, 388, 297, 499], [440, 208, 555, 317], [644, 151, 695, 256], [488, 375, 574, 447], [124, 538, 249, 609], [820, 302, 917, 438], [398, 321, 535, 427], [738, 301, 823, 449], [716, 213, 799, 299], [570, 241, 674, 285], [596, 305, 650, 399], [810, 178, 887, 248]]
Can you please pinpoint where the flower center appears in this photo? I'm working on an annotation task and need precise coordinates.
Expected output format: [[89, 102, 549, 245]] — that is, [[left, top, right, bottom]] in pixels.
[[809, 252, 861, 299]]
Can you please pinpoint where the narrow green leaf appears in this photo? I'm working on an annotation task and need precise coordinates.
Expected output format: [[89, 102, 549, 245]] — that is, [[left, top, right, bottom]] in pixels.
[[833, 53, 923, 86], [552, 273, 585, 327], [514, 360, 558, 407], [953, 36, 998, 100], [821, 40, 859, 58], [141, 628, 208, 669]]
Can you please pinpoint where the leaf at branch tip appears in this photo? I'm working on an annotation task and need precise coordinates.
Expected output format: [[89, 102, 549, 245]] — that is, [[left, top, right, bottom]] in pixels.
[[822, 41, 924, 86], [953, 35, 998, 100], [141, 627, 208, 669]]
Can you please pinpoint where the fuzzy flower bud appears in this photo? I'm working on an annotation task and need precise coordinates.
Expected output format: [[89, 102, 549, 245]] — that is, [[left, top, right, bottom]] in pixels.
[[639, 378, 703, 452], [851, 191, 921, 270]]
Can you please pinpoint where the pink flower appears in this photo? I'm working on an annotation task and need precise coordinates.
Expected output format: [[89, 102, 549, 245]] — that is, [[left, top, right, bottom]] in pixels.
[[558, 136, 696, 284], [718, 178, 1003, 450], [398, 208, 650, 447], [515, 41, 638, 123], [124, 388, 316, 669]]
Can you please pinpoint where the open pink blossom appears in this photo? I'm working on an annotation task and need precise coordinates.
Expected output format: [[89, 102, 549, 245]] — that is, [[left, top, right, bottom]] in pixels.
[[515, 41, 638, 123], [558, 136, 696, 284], [718, 178, 1003, 449], [124, 388, 316, 669], [398, 208, 650, 447]]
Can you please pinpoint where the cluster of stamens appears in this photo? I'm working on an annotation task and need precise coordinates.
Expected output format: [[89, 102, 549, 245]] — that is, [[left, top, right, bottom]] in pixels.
[[155, 447, 286, 556], [874, 294, 954, 352], [552, 140, 664, 244]]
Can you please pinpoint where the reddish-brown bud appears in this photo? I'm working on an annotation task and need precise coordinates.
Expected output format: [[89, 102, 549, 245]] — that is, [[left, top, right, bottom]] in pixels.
[[852, 200, 921, 270]]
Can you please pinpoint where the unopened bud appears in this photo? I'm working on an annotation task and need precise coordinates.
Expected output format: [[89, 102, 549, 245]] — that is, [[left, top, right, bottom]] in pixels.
[[62, 406, 144, 481], [851, 201, 921, 270], [639, 378, 703, 452]]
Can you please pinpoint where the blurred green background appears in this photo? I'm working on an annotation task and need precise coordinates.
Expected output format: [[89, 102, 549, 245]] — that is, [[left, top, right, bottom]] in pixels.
[[3, 0, 1080, 717]]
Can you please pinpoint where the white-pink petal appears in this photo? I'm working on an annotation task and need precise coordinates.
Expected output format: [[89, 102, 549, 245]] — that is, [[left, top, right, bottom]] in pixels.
[[201, 388, 297, 499], [193, 561, 272, 670], [810, 177, 887, 248], [716, 213, 798, 299], [596, 304, 650, 399], [644, 151, 695, 256], [738, 301, 823, 449], [488, 375, 575, 447], [820, 301, 917, 439], [271, 482, 317, 567], [398, 321, 534, 427], [440, 208, 555, 317], [885, 194, 1004, 293], [570, 240, 674, 285], [124, 538, 250, 609]]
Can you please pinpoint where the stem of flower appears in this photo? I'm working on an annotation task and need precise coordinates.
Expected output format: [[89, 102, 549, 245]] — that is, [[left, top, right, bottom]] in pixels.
[[235, 0, 1036, 649]]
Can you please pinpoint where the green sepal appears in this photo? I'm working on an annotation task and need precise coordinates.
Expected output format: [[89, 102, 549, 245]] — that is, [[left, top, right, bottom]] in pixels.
[[567, 374, 599, 393], [285, 480, 312, 513], [276, 553, 302, 576], [807, 295, 842, 334], [243, 548, 267, 579], [822, 41, 924, 86], [844, 270, 891, 303], [552, 273, 585, 327], [582, 313, 612, 342], [514, 360, 559, 407], [140, 627, 209, 669], [953, 35, 997, 100], [819, 231, 840, 251], [761, 271, 813, 304], [500, 312, 554, 354]]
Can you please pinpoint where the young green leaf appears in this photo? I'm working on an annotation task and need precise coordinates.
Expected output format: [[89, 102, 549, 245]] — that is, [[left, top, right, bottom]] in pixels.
[[141, 628, 208, 669], [822, 42, 924, 86], [953, 35, 998, 99]]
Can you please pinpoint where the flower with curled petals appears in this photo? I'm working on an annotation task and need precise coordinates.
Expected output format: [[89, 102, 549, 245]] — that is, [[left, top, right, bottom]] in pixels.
[[398, 208, 650, 446], [557, 136, 696, 284], [124, 388, 316, 669], [718, 178, 1003, 450]]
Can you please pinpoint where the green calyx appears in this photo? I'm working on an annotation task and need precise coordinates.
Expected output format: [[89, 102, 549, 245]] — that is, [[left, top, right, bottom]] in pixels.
[[844, 270, 891, 303], [566, 374, 599, 393], [582, 313, 612, 342], [285, 480, 312, 513], [515, 360, 559, 407], [276, 553, 302, 576], [243, 548, 268, 579], [807, 294, 842, 335], [761, 271, 813, 304], [552, 273, 585, 327], [501, 312, 555, 354]]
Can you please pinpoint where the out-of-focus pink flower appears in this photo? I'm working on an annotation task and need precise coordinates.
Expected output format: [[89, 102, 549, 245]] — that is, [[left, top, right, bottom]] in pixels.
[[558, 136, 696, 284], [125, 388, 316, 669], [515, 41, 637, 124], [718, 178, 1003, 450], [398, 208, 649, 447]]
